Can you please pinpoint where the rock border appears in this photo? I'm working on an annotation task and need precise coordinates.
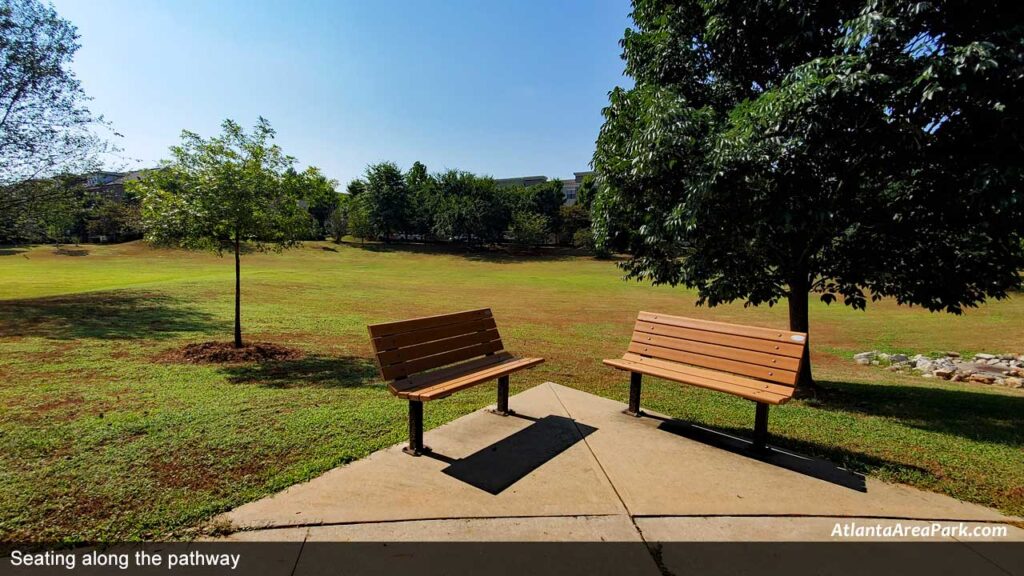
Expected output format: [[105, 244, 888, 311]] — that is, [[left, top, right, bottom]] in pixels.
[[853, 350, 1023, 388]]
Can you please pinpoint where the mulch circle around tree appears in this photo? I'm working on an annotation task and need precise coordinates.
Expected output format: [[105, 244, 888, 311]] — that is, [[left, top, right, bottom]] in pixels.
[[158, 341, 304, 364]]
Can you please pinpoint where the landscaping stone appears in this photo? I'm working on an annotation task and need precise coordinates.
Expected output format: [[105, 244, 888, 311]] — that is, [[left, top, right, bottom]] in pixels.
[[853, 351, 876, 365], [854, 349, 1024, 390]]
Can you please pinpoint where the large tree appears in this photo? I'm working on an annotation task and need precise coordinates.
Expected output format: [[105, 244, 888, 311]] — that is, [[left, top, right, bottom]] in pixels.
[[0, 0, 112, 235], [132, 118, 312, 348], [594, 0, 1024, 390], [362, 161, 408, 241]]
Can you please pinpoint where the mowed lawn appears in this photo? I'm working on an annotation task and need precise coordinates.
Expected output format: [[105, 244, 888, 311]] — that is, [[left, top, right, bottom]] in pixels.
[[0, 241, 1022, 541]]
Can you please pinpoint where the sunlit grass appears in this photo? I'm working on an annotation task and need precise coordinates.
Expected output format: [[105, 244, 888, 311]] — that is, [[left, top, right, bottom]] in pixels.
[[0, 240, 1021, 541]]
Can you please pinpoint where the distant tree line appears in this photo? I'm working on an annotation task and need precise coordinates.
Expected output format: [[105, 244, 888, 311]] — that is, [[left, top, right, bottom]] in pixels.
[[330, 161, 599, 250]]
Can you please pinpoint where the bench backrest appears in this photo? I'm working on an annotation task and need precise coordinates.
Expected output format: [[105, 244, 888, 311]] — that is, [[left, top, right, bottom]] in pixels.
[[367, 308, 504, 381], [629, 311, 807, 387]]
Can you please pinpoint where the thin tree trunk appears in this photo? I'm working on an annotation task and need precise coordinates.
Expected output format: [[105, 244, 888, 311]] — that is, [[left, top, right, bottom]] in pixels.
[[234, 235, 242, 348], [788, 274, 814, 391]]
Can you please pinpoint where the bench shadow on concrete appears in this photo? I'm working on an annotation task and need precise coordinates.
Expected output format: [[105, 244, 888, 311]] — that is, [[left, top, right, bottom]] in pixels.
[[427, 414, 597, 495], [646, 414, 868, 492]]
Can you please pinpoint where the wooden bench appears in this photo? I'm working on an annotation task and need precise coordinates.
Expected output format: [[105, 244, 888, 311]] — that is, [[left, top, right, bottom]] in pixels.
[[604, 311, 807, 451], [368, 308, 544, 456]]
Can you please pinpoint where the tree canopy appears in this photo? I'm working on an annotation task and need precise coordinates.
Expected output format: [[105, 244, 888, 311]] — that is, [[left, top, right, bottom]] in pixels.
[[132, 118, 312, 347], [0, 0, 113, 241], [593, 0, 1024, 388]]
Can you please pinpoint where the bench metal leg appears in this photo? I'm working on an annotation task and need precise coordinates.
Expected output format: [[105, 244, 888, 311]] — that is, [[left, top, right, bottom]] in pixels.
[[491, 375, 514, 416], [625, 372, 642, 417], [752, 402, 770, 453], [403, 400, 430, 456]]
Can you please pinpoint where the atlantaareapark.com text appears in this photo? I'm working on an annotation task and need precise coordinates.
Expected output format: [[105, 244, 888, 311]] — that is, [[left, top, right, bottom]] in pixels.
[[831, 522, 1009, 539]]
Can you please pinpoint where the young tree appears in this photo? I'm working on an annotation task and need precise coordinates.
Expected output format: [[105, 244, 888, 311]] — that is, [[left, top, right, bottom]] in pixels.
[[132, 118, 311, 348], [289, 166, 338, 238], [0, 0, 114, 231], [594, 1, 1024, 390], [346, 193, 374, 243], [326, 194, 349, 243]]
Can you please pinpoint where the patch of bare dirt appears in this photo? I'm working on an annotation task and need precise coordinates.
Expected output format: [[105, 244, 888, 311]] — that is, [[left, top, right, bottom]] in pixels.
[[158, 341, 304, 364]]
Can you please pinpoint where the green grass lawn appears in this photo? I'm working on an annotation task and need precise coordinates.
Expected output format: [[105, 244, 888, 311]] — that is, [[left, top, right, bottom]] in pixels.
[[1, 241, 1022, 541]]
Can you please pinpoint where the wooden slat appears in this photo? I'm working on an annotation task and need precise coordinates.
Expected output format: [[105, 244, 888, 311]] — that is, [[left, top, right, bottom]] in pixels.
[[604, 358, 791, 405], [368, 308, 492, 339], [619, 353, 796, 396], [630, 331, 800, 371], [373, 317, 497, 351], [633, 321, 804, 358], [410, 356, 545, 401], [376, 328, 502, 366], [381, 340, 504, 380], [627, 341, 798, 385], [389, 353, 514, 395], [638, 311, 807, 345]]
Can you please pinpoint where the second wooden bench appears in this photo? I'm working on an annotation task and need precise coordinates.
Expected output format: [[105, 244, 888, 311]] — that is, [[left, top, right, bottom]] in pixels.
[[368, 308, 544, 456], [604, 311, 807, 451]]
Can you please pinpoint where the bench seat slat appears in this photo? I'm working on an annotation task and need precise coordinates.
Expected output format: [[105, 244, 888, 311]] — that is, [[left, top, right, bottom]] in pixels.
[[381, 339, 504, 380], [368, 308, 493, 338], [390, 355, 545, 401], [618, 353, 796, 396], [631, 331, 801, 371], [390, 352, 514, 394], [633, 321, 804, 358], [376, 328, 501, 366], [373, 317, 498, 350], [604, 357, 791, 405], [638, 311, 807, 345], [627, 341, 798, 385]]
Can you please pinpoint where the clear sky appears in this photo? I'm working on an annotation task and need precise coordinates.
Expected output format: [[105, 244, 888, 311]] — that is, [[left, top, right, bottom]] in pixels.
[[50, 0, 634, 185]]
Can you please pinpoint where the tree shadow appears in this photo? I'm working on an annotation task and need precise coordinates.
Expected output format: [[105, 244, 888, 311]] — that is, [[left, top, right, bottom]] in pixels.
[[52, 247, 89, 256], [806, 379, 1024, 447], [221, 355, 380, 388], [0, 290, 223, 340], [0, 247, 28, 256], [348, 241, 622, 264]]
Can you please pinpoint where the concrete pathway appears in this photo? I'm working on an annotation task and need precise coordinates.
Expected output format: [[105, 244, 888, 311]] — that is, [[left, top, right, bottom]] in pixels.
[[216, 383, 1023, 573]]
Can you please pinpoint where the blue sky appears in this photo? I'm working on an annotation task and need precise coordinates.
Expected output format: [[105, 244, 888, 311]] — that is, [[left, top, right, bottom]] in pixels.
[[51, 0, 633, 185]]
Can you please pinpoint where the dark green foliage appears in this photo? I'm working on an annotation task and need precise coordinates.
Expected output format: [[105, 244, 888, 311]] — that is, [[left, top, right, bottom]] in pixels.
[[430, 170, 508, 244], [508, 211, 549, 246], [289, 167, 339, 239], [558, 204, 590, 245], [594, 0, 1024, 388], [0, 0, 113, 241], [362, 162, 408, 241]]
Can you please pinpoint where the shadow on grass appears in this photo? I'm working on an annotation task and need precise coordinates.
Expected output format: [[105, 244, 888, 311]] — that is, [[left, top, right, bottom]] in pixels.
[[0, 247, 28, 256], [348, 240, 621, 264], [222, 356, 380, 388], [52, 247, 89, 257], [0, 290, 223, 340], [806, 379, 1024, 447]]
